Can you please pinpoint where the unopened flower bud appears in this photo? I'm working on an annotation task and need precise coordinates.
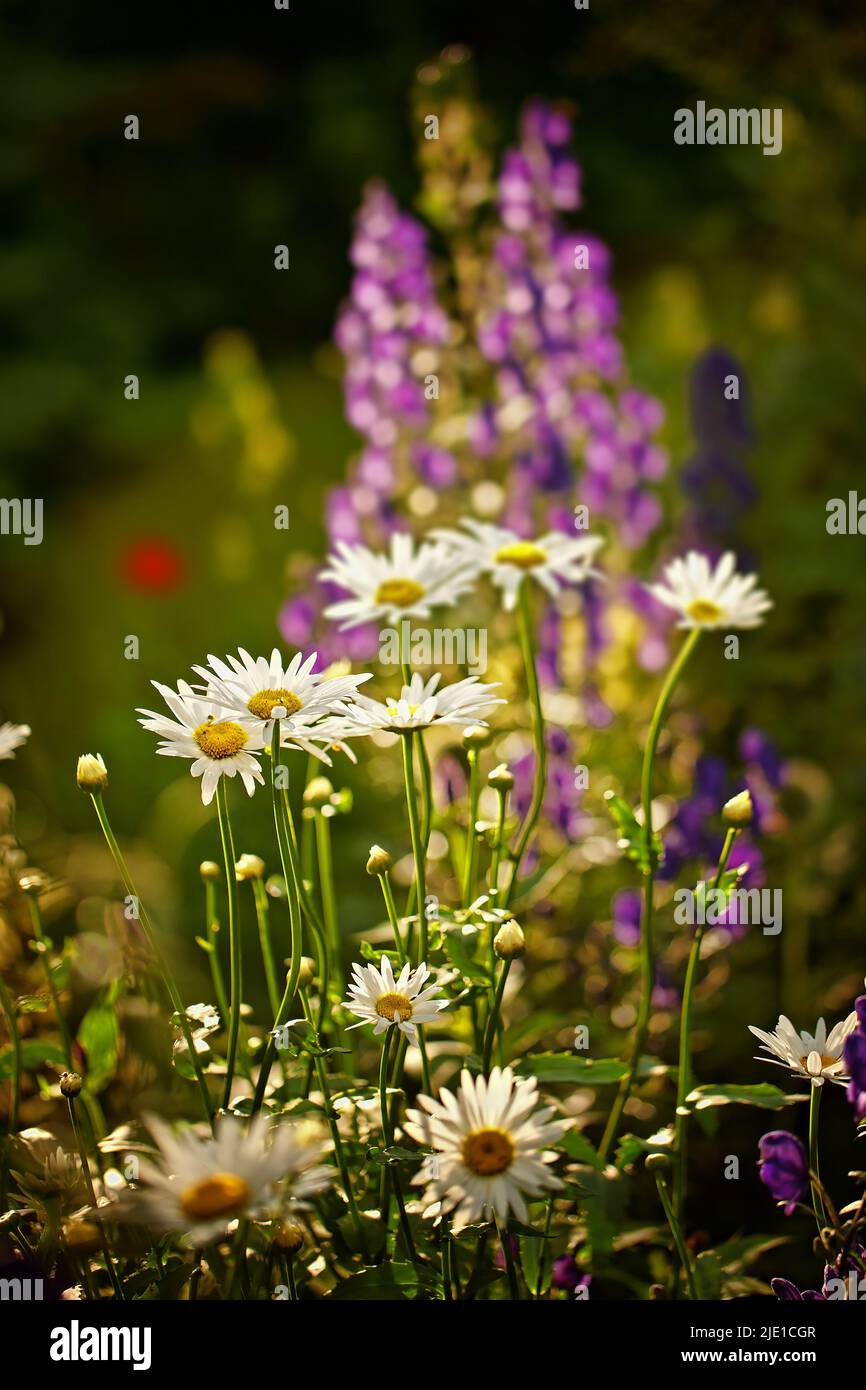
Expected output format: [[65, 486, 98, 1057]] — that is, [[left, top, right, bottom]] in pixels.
[[494, 920, 525, 960], [199, 861, 221, 881], [304, 777, 334, 808], [366, 844, 393, 876], [722, 790, 753, 826], [645, 1151, 672, 1175], [17, 870, 47, 896], [462, 724, 491, 751], [272, 1219, 304, 1253], [59, 1071, 83, 1099], [76, 754, 108, 793], [488, 763, 514, 793], [293, 956, 316, 988], [235, 853, 265, 881]]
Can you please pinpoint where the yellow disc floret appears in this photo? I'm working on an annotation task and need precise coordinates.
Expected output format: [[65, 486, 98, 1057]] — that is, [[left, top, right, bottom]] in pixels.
[[374, 578, 426, 608], [685, 598, 724, 624], [194, 719, 248, 760], [375, 992, 413, 1023], [494, 542, 548, 570], [461, 1127, 515, 1177], [246, 688, 303, 720], [180, 1172, 251, 1222]]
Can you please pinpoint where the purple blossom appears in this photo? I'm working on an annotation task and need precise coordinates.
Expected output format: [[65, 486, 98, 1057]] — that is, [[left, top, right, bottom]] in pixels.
[[758, 1131, 808, 1215], [551, 1254, 591, 1293], [844, 997, 866, 1121]]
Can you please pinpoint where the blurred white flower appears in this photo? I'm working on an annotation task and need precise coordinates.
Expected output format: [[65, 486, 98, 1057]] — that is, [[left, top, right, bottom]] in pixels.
[[749, 1013, 858, 1087], [334, 671, 503, 734], [433, 519, 603, 612], [320, 533, 477, 628], [648, 551, 772, 630], [0, 721, 31, 760]]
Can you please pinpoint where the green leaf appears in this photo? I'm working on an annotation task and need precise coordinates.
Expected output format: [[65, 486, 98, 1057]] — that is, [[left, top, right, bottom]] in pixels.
[[327, 1262, 439, 1300], [694, 1250, 723, 1300], [713, 1234, 788, 1273], [614, 1127, 675, 1171], [560, 1130, 605, 1169], [680, 1083, 808, 1113], [603, 791, 661, 874], [515, 1054, 670, 1085], [16, 996, 49, 1014], [77, 997, 119, 1094], [442, 927, 491, 986], [0, 1039, 68, 1078], [575, 1165, 627, 1261]]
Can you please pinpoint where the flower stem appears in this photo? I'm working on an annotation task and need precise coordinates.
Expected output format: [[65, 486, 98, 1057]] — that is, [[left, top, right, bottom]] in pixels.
[[401, 732, 432, 1095], [251, 879, 281, 1021], [809, 1085, 826, 1234], [482, 959, 511, 1075], [673, 824, 738, 1222], [0, 974, 21, 1138], [488, 785, 509, 903], [462, 749, 480, 907], [654, 1169, 698, 1300], [504, 581, 545, 907], [203, 877, 229, 1021], [377, 871, 406, 964], [314, 809, 343, 996], [67, 1095, 125, 1300], [494, 1214, 521, 1300], [88, 792, 213, 1127], [598, 628, 702, 1161], [215, 779, 242, 1111]]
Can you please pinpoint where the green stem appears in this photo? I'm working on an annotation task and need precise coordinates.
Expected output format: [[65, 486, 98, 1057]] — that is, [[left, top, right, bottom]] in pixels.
[[673, 825, 738, 1222], [462, 749, 480, 907], [488, 787, 509, 904], [378, 872, 406, 964], [251, 879, 281, 1021], [67, 1095, 124, 1300], [204, 878, 229, 1021], [482, 959, 511, 1075], [598, 628, 702, 1161], [504, 582, 546, 907], [401, 733, 432, 1095], [314, 811, 342, 995], [809, 1085, 826, 1234], [299, 989, 366, 1254], [89, 792, 213, 1127], [534, 1196, 554, 1297], [0, 975, 21, 1136], [441, 1216, 454, 1300], [655, 1172, 698, 1300], [215, 779, 242, 1111], [495, 1214, 520, 1300]]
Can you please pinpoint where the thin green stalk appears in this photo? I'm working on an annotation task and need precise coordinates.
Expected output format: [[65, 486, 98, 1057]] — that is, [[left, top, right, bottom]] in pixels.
[[673, 825, 738, 1222], [377, 871, 406, 963], [441, 1220, 454, 1300], [488, 786, 509, 904], [534, 1196, 554, 1297], [504, 582, 545, 906], [67, 1095, 124, 1300], [598, 628, 702, 1161], [215, 780, 242, 1111], [495, 1215, 520, 1300], [0, 975, 21, 1136], [809, 1085, 826, 1234], [298, 988, 366, 1254], [89, 792, 213, 1127], [654, 1171, 698, 1300], [314, 810, 342, 994], [204, 877, 229, 1021], [462, 749, 480, 907], [251, 878, 281, 1020], [379, 1026, 419, 1263], [401, 733, 432, 1095], [483, 959, 512, 1075]]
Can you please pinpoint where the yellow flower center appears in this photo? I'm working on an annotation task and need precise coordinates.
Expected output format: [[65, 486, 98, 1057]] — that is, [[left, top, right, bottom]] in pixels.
[[374, 992, 413, 1023], [247, 688, 303, 720], [180, 1172, 251, 1222], [461, 1127, 515, 1177], [494, 541, 548, 570], [374, 578, 426, 608], [685, 598, 724, 624], [800, 1052, 838, 1073], [193, 719, 248, 760]]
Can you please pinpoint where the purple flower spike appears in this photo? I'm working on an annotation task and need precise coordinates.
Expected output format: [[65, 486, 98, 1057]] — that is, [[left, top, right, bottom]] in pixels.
[[758, 1131, 809, 1215]]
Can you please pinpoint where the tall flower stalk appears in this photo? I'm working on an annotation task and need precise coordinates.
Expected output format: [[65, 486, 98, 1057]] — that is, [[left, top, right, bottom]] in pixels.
[[215, 779, 242, 1110], [599, 628, 702, 1160], [86, 786, 214, 1127], [504, 582, 546, 907], [401, 732, 433, 1094]]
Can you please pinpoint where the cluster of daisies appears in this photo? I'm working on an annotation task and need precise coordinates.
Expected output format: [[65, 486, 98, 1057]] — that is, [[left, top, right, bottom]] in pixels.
[[135, 528, 772, 807]]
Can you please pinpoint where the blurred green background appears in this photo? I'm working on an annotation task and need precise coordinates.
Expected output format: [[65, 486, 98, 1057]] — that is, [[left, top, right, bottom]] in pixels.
[[1, 0, 865, 1275]]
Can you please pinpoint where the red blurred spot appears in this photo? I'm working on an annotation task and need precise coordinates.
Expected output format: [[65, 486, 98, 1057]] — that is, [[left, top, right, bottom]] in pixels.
[[120, 538, 187, 593]]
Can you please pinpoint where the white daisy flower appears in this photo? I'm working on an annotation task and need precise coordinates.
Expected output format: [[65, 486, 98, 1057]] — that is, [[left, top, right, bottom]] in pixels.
[[404, 1066, 567, 1232], [748, 1013, 859, 1087], [344, 956, 448, 1041], [192, 647, 372, 736], [432, 519, 603, 612], [137, 680, 265, 805], [116, 1114, 332, 1246], [320, 532, 478, 629], [334, 672, 504, 735], [0, 721, 31, 760], [648, 550, 772, 630]]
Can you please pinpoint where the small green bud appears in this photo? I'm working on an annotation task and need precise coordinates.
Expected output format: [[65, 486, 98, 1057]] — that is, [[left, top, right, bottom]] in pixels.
[[488, 763, 514, 792], [76, 754, 108, 793], [366, 844, 393, 876], [722, 790, 753, 826], [59, 1071, 83, 1099], [235, 853, 266, 881], [199, 861, 221, 881], [493, 920, 526, 960], [304, 777, 334, 808], [462, 725, 491, 751]]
